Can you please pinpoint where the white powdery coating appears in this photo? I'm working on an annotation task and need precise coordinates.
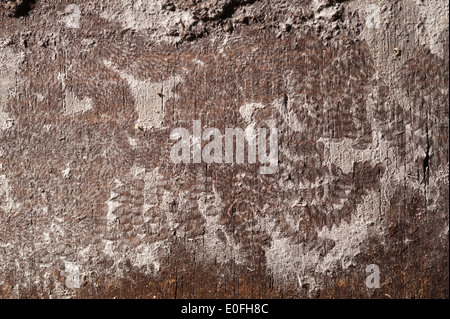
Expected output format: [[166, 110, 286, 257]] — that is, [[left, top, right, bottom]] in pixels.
[[81, 168, 170, 279], [106, 191, 121, 226], [239, 97, 306, 132], [103, 240, 115, 257], [105, 179, 123, 230], [239, 102, 265, 123], [99, 0, 196, 44], [318, 130, 391, 174], [131, 167, 169, 273], [131, 166, 246, 270], [272, 97, 305, 133], [0, 109, 12, 131], [64, 261, 81, 289], [196, 187, 246, 265], [133, 242, 165, 273], [58, 72, 93, 115], [354, 0, 449, 63], [62, 164, 71, 179], [63, 91, 93, 115], [264, 190, 384, 292], [0, 174, 17, 212], [104, 60, 182, 130], [62, 4, 81, 29], [256, 87, 390, 291], [416, 0, 449, 59], [105, 179, 123, 231], [0, 47, 24, 130]]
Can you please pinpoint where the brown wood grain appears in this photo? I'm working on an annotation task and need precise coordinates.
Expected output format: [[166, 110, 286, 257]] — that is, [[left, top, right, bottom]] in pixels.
[[0, 0, 448, 298]]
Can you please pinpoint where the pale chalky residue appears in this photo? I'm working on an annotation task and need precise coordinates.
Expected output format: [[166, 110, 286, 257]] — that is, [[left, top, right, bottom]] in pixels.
[[416, 0, 449, 59], [104, 60, 182, 130], [63, 91, 93, 116], [264, 189, 384, 293], [99, 0, 196, 44], [0, 47, 24, 130]]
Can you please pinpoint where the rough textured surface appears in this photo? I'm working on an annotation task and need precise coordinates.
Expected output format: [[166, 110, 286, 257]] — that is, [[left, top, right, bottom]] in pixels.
[[0, 0, 448, 298]]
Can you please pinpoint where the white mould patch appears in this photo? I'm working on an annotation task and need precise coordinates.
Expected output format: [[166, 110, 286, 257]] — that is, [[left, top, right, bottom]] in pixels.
[[103, 240, 115, 257], [239, 102, 265, 123], [64, 261, 81, 289], [132, 242, 165, 273], [0, 47, 24, 130], [62, 164, 71, 179], [272, 97, 304, 133], [193, 59, 205, 67], [57, 72, 93, 116], [106, 191, 121, 228], [196, 188, 246, 265], [99, 0, 196, 44], [416, 0, 449, 59], [128, 136, 137, 147], [34, 93, 45, 102], [0, 174, 17, 213], [263, 190, 384, 292], [318, 130, 391, 175], [63, 91, 93, 116], [104, 60, 182, 130]]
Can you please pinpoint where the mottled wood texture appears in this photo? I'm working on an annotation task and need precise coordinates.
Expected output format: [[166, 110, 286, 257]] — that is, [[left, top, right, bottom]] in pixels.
[[0, 0, 448, 298]]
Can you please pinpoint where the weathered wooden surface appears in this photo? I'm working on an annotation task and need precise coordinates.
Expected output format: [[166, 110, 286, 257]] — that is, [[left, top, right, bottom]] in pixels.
[[0, 0, 448, 298]]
